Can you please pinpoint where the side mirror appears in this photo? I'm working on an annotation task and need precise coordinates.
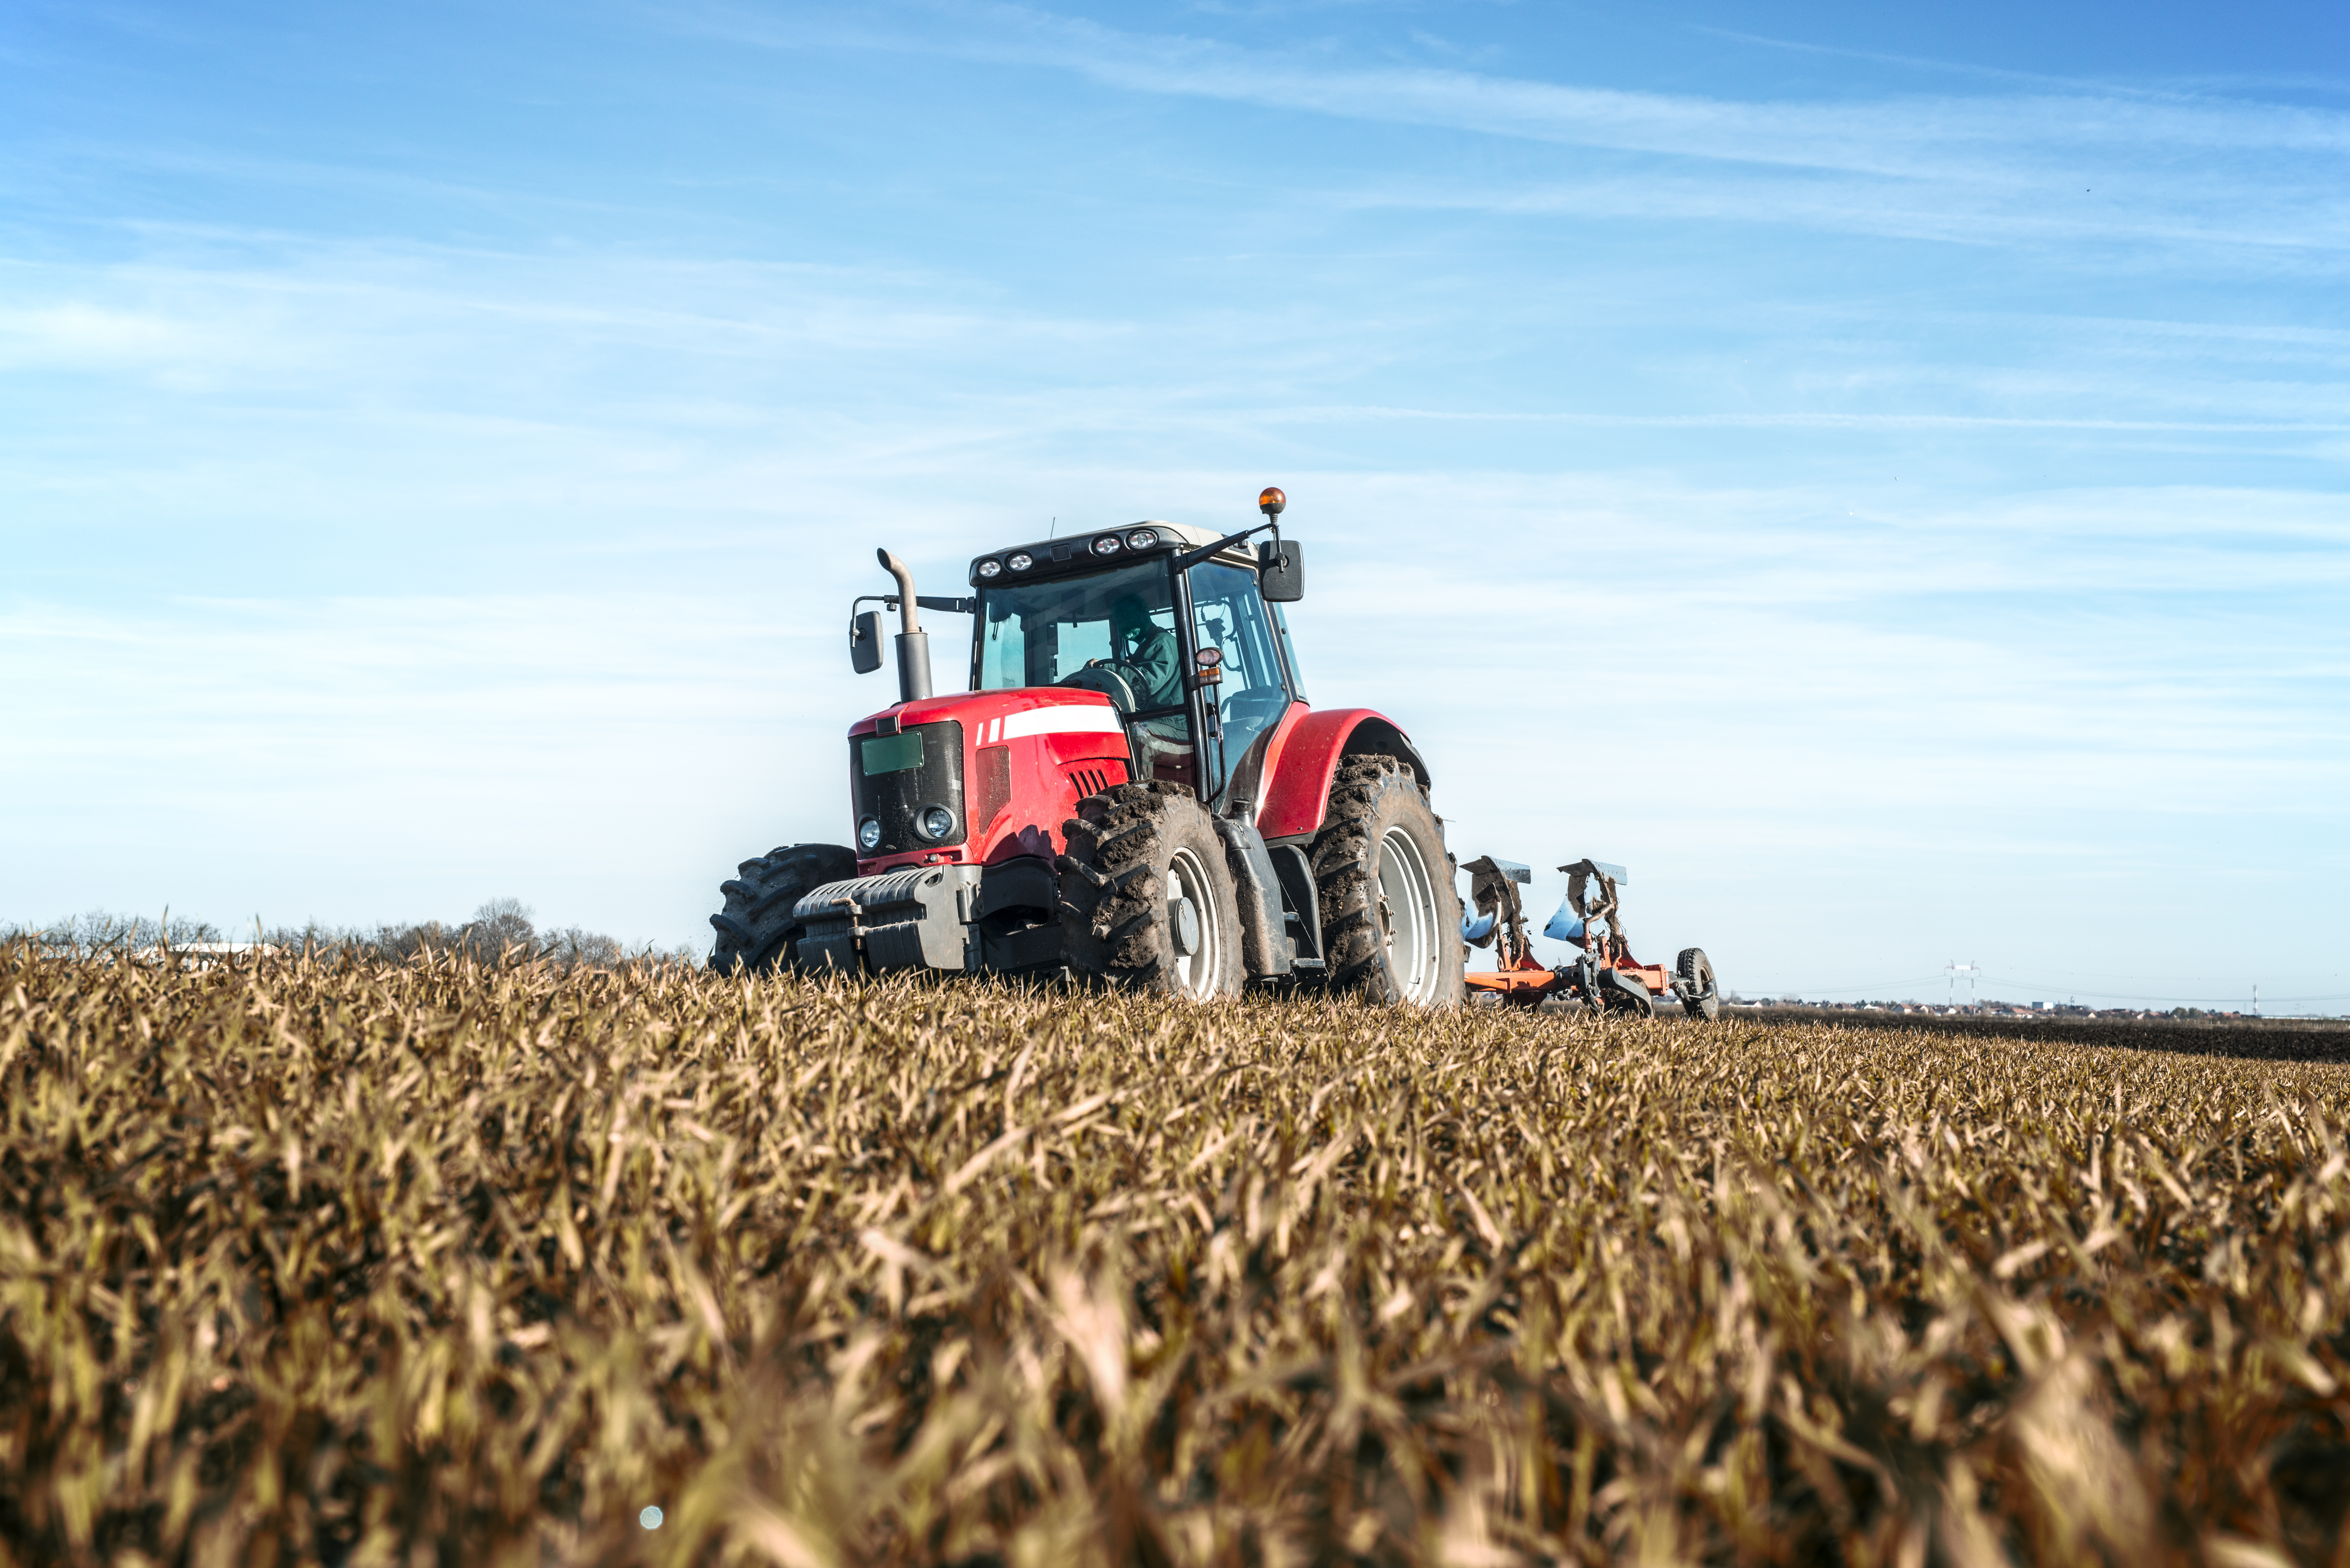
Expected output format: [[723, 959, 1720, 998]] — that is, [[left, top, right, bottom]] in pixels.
[[850, 610, 884, 674], [1257, 538, 1304, 602]]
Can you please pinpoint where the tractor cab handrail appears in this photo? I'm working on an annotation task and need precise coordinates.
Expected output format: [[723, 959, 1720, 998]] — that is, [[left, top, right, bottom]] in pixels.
[[1172, 519, 1280, 573]]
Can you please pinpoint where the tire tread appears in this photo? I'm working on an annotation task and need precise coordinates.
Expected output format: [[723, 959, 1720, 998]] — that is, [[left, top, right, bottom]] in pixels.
[[1056, 782, 1239, 995], [1303, 755, 1463, 1007]]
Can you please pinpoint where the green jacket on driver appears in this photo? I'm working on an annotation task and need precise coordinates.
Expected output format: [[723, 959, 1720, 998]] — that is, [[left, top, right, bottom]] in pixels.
[[1100, 594, 1181, 711]]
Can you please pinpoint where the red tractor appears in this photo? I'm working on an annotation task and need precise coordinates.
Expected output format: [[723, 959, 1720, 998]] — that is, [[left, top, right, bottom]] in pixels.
[[708, 489, 1464, 1004]]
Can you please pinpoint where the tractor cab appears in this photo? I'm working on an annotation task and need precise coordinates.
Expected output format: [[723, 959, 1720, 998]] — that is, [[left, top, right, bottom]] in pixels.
[[964, 518, 1305, 811]]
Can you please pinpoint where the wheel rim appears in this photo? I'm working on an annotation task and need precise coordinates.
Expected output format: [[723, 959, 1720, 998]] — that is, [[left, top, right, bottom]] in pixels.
[[1166, 846, 1225, 999], [1375, 826, 1443, 1005]]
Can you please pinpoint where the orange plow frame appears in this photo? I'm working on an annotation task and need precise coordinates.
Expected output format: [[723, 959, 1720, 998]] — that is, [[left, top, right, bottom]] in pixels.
[[1462, 954, 1673, 1008]]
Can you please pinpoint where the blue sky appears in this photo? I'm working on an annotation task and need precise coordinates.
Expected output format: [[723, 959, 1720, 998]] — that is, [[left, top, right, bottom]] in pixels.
[[3, 0, 2345, 1009]]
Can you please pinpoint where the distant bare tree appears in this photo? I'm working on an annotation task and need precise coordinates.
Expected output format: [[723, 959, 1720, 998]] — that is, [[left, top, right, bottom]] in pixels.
[[12, 901, 665, 972], [460, 898, 538, 962], [541, 927, 628, 969], [3, 909, 224, 957], [374, 920, 460, 963]]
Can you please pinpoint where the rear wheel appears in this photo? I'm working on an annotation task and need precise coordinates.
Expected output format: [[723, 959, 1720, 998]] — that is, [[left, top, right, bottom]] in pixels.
[[1677, 947, 1721, 1020], [1308, 756, 1464, 1007], [708, 843, 858, 974], [1058, 782, 1244, 999]]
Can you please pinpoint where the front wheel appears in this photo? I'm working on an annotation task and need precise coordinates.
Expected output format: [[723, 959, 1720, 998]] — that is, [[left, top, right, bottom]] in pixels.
[[1676, 947, 1721, 1020], [1308, 756, 1464, 1007], [709, 843, 859, 974], [1058, 782, 1244, 999]]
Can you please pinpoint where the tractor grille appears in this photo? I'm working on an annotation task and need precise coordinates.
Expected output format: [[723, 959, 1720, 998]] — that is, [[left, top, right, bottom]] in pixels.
[[1069, 767, 1114, 801], [850, 719, 966, 857]]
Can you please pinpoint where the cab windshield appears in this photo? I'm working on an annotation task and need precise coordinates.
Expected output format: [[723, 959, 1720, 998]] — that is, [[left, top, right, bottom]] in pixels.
[[974, 560, 1179, 703]]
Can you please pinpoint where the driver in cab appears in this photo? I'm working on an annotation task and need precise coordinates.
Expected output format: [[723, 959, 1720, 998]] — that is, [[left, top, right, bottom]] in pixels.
[[1090, 592, 1181, 711]]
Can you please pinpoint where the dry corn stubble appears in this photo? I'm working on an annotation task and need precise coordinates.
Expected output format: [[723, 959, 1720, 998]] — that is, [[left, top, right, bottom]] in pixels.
[[2, 943, 2347, 1566]]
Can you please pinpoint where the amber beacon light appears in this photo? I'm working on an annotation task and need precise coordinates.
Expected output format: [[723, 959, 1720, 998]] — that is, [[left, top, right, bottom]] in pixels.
[[1258, 486, 1286, 517]]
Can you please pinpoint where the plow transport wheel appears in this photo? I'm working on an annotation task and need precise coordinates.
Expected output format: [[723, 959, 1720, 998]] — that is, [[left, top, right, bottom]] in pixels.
[[1309, 756, 1465, 1007], [709, 843, 859, 974], [1058, 781, 1245, 999], [1676, 947, 1721, 1020]]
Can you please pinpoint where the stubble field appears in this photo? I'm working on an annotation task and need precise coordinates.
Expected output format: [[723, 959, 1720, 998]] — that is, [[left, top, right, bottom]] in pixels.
[[4, 946, 2347, 1566]]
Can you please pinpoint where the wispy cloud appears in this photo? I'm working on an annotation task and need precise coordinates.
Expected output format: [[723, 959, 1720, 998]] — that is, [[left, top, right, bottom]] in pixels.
[[715, 1, 2350, 164], [686, 1, 2350, 254]]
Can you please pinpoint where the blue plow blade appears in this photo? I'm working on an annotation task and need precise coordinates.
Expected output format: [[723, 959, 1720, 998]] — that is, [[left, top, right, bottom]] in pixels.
[[1462, 908, 1498, 944], [1543, 901, 1587, 946]]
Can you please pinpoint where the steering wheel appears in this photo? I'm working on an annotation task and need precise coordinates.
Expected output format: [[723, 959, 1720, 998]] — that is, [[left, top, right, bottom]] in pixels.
[[1055, 663, 1139, 714]]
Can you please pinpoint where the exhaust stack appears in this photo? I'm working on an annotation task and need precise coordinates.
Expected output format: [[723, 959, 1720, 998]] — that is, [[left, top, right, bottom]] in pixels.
[[876, 548, 933, 703]]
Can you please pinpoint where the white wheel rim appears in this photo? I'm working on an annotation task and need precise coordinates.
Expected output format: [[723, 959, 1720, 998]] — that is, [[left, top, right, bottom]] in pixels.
[[1375, 826, 1442, 1005], [1167, 846, 1224, 999]]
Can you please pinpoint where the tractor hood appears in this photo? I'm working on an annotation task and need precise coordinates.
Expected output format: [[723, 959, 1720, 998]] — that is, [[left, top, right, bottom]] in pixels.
[[846, 688, 1134, 874], [849, 686, 1127, 744]]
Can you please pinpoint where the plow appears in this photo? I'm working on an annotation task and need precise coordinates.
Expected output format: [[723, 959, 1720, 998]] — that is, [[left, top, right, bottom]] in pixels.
[[707, 486, 1719, 1013], [1459, 856, 1719, 1018]]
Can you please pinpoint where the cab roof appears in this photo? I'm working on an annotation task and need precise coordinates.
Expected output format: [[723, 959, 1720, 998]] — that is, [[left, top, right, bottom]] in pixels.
[[967, 519, 1261, 588]]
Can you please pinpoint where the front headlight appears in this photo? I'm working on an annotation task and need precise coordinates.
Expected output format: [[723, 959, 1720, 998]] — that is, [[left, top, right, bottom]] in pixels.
[[857, 817, 882, 852], [976, 558, 1002, 579], [1007, 551, 1034, 572], [1126, 528, 1158, 549], [1092, 534, 1122, 555], [918, 805, 956, 841]]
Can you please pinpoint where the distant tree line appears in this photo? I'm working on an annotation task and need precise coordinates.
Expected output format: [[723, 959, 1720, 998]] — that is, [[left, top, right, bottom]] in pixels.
[[5, 899, 696, 969]]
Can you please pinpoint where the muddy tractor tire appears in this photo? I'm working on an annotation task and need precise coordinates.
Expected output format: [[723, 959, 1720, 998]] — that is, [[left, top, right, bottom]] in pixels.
[[1058, 781, 1245, 999], [708, 843, 859, 975], [1677, 946, 1721, 1021], [1308, 755, 1465, 1007]]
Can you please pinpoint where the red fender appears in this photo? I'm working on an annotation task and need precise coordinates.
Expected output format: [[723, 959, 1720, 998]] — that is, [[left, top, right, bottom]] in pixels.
[[1254, 706, 1433, 843]]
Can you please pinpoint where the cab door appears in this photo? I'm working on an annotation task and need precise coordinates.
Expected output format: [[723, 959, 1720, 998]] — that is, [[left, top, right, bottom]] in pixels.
[[1185, 560, 1296, 807]]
